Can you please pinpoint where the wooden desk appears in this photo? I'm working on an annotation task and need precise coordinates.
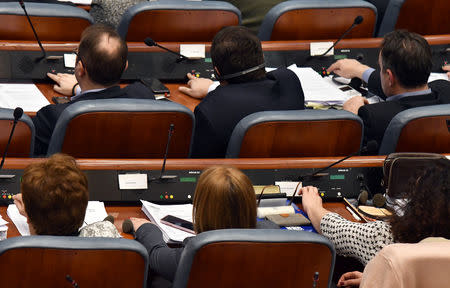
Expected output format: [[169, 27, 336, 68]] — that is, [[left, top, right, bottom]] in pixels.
[[2, 35, 449, 115], [0, 156, 385, 238], [0, 202, 359, 239]]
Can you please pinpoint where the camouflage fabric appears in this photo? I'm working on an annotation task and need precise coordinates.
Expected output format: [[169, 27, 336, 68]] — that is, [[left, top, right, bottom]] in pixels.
[[79, 221, 121, 238], [90, 0, 147, 28]]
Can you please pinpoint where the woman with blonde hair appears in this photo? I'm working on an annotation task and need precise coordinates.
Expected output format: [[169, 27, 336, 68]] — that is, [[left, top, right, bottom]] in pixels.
[[131, 166, 270, 284]]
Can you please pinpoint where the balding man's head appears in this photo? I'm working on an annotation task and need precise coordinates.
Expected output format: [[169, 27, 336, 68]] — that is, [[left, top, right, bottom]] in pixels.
[[77, 24, 128, 86]]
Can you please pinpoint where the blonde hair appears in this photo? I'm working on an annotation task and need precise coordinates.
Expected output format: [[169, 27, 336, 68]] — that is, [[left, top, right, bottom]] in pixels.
[[193, 166, 256, 233]]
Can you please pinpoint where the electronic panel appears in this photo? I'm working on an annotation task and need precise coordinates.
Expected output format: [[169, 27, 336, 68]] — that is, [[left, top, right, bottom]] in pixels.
[[0, 44, 446, 82], [0, 166, 383, 205]]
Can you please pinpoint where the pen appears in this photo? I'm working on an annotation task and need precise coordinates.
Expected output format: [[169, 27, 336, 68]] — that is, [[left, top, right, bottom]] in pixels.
[[346, 206, 362, 221], [343, 197, 368, 222]]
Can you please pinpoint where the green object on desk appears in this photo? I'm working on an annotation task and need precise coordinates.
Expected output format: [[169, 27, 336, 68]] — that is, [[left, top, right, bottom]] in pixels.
[[335, 54, 348, 60], [330, 174, 345, 180], [180, 177, 196, 183]]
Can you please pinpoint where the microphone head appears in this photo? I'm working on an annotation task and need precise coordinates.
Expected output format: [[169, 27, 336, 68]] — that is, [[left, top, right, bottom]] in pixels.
[[104, 215, 115, 224], [13, 107, 23, 121], [354, 16, 364, 25], [372, 193, 386, 208], [144, 37, 157, 47], [362, 140, 379, 154], [358, 190, 369, 205], [122, 218, 135, 234]]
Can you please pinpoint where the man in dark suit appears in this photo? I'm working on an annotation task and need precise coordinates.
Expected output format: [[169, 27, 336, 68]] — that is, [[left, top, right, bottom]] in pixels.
[[328, 30, 450, 149], [179, 26, 305, 158], [33, 24, 154, 156]]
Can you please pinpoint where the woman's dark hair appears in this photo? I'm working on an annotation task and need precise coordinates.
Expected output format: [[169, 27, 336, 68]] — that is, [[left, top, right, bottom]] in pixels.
[[390, 159, 450, 243]]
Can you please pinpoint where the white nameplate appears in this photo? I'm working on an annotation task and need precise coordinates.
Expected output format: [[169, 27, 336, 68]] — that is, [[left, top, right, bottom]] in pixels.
[[310, 42, 334, 56], [180, 44, 206, 59], [118, 174, 148, 190], [275, 181, 302, 197], [64, 53, 77, 68]]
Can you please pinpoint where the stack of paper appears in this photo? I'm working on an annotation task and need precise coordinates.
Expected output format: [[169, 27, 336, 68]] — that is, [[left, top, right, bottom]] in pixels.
[[7, 204, 30, 236], [287, 64, 352, 106], [7, 201, 109, 236], [141, 200, 194, 243]]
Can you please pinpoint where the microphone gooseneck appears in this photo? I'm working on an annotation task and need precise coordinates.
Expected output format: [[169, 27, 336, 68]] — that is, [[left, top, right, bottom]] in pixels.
[[18, 0, 47, 62], [0, 107, 24, 171], [318, 15, 364, 57], [288, 140, 378, 205], [144, 37, 188, 63]]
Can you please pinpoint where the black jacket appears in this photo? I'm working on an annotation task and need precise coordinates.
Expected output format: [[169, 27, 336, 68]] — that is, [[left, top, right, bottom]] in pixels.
[[359, 70, 450, 148], [190, 68, 305, 158], [32, 82, 154, 156]]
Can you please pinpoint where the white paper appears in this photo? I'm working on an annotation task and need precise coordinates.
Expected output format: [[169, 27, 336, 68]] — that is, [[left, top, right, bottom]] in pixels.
[[0, 84, 50, 112], [428, 72, 449, 82], [180, 44, 205, 59], [58, 0, 92, 4], [64, 53, 77, 68], [275, 181, 302, 197], [0, 214, 8, 226], [82, 201, 108, 227], [7, 204, 30, 236], [287, 65, 351, 105], [118, 174, 148, 190], [310, 42, 334, 56], [141, 200, 193, 243]]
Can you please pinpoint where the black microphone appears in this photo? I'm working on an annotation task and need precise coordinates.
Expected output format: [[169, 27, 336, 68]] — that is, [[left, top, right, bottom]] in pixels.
[[149, 124, 178, 183], [0, 108, 24, 176], [288, 140, 378, 205], [306, 140, 378, 179], [318, 16, 364, 57], [66, 275, 79, 288], [18, 0, 47, 62], [122, 219, 136, 239], [144, 37, 188, 63]]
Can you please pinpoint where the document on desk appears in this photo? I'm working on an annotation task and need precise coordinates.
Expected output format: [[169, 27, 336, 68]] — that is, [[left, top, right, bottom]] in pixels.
[[7, 204, 30, 236], [81, 201, 109, 228], [141, 200, 193, 243], [0, 83, 50, 112], [58, 0, 92, 4], [287, 65, 351, 105]]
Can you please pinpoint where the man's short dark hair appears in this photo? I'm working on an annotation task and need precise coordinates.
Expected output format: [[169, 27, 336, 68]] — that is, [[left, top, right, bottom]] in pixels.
[[211, 26, 265, 84], [380, 30, 432, 88], [78, 24, 127, 86]]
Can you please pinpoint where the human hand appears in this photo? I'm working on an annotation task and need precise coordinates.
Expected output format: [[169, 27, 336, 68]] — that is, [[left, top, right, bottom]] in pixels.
[[47, 73, 78, 96], [327, 59, 370, 80], [443, 65, 450, 80], [337, 271, 363, 287], [343, 96, 368, 115], [12, 193, 27, 217], [130, 217, 151, 231], [178, 73, 213, 99], [298, 186, 330, 233], [298, 186, 323, 216]]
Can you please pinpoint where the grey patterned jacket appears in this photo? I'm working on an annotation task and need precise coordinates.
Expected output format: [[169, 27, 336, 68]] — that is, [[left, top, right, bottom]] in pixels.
[[79, 221, 121, 238], [90, 0, 147, 28]]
